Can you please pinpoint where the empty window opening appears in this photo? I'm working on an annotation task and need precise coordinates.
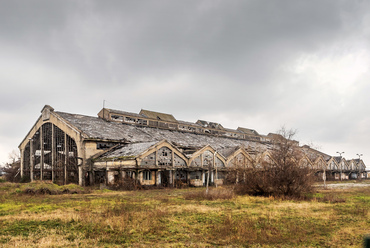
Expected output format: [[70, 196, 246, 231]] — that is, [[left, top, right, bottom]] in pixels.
[[143, 171, 152, 180], [125, 117, 136, 123]]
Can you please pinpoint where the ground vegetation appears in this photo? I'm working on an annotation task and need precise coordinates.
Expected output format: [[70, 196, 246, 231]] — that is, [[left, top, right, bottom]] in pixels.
[[0, 181, 369, 247]]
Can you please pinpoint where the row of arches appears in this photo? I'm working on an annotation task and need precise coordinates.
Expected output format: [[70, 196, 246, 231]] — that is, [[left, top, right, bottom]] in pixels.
[[135, 141, 365, 174]]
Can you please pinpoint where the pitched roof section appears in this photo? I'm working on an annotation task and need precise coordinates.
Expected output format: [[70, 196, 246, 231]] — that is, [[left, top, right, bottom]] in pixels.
[[140, 109, 177, 122], [196, 120, 224, 130], [107, 108, 145, 118], [55, 111, 266, 152], [100, 141, 158, 158], [237, 127, 259, 135]]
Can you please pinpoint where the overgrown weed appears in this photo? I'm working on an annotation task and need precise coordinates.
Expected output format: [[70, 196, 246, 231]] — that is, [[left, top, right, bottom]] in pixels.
[[0, 183, 369, 247]]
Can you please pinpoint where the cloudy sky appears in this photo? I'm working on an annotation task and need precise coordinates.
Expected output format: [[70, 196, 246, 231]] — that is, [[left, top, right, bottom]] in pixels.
[[1, 0, 370, 165]]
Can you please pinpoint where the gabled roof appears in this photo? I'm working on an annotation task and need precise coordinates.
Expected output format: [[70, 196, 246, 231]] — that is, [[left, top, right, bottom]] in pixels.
[[139, 109, 177, 122], [55, 111, 266, 151], [196, 120, 224, 130], [333, 156, 342, 164], [106, 108, 145, 118], [237, 127, 259, 135], [218, 146, 241, 158], [100, 141, 158, 159]]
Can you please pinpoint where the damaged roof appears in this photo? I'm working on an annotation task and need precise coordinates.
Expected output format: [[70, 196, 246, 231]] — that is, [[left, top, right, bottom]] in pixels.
[[100, 141, 158, 159], [237, 127, 259, 135], [56, 111, 267, 152]]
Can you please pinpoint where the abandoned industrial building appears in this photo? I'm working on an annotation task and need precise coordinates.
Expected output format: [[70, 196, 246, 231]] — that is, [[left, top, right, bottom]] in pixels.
[[18, 105, 367, 186]]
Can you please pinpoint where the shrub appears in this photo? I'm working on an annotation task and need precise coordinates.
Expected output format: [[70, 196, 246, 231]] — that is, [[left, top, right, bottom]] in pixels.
[[2, 161, 21, 182], [231, 128, 315, 198]]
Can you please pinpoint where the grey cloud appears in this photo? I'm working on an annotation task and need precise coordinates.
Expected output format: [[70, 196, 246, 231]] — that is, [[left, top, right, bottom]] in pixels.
[[1, 0, 370, 163]]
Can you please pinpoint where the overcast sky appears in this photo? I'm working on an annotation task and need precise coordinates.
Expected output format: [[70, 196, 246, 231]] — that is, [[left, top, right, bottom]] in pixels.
[[1, 0, 370, 166]]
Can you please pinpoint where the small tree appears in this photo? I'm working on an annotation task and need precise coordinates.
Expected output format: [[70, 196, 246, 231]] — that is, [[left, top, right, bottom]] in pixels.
[[234, 128, 314, 198], [3, 150, 21, 182]]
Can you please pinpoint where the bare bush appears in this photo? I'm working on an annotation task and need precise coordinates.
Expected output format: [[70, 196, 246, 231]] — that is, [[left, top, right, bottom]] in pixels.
[[109, 176, 141, 190], [3, 160, 21, 182], [231, 128, 315, 198]]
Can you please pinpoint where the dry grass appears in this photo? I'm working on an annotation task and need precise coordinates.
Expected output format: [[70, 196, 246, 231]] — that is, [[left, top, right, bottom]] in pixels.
[[183, 187, 234, 201], [0, 182, 370, 247]]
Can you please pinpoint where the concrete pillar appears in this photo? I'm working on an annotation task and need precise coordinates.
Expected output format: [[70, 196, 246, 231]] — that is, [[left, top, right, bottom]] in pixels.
[[40, 125, 44, 181], [64, 133, 67, 185], [30, 139, 34, 182], [20, 148, 24, 178], [157, 171, 161, 185], [155, 151, 158, 166], [107, 170, 115, 184], [169, 170, 173, 185], [78, 166, 83, 186]]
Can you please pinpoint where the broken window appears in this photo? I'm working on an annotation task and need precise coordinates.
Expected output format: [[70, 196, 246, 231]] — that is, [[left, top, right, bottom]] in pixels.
[[203, 150, 214, 167], [157, 147, 172, 166], [124, 117, 136, 123], [95, 171, 106, 184], [140, 152, 155, 166], [137, 119, 148, 125], [97, 142, 116, 150], [111, 115, 124, 121], [126, 171, 134, 179], [189, 171, 201, 179], [143, 170, 152, 180], [174, 154, 186, 167], [23, 123, 79, 185]]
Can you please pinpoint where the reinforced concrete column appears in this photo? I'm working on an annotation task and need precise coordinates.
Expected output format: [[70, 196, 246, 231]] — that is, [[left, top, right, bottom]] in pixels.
[[30, 139, 34, 182], [20, 148, 24, 178]]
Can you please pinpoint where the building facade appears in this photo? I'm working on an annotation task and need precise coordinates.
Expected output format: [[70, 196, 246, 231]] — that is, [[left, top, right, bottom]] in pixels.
[[18, 105, 367, 186]]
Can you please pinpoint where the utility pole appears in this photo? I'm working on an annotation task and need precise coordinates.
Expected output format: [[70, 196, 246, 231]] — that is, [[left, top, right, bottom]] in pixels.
[[337, 151, 344, 181]]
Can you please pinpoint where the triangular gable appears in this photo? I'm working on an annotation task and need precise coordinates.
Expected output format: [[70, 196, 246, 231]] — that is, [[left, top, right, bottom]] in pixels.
[[255, 150, 277, 165], [226, 147, 254, 167], [356, 160, 366, 171], [137, 140, 188, 163], [313, 156, 327, 170], [339, 157, 350, 170], [19, 105, 84, 151], [327, 157, 339, 170], [298, 155, 314, 168], [188, 145, 226, 167]]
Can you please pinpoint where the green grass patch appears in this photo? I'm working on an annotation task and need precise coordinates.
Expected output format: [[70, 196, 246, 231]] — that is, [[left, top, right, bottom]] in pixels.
[[0, 183, 370, 247]]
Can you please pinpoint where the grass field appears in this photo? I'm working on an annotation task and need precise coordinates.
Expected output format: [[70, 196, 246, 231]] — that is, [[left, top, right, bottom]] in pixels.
[[0, 181, 369, 247]]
